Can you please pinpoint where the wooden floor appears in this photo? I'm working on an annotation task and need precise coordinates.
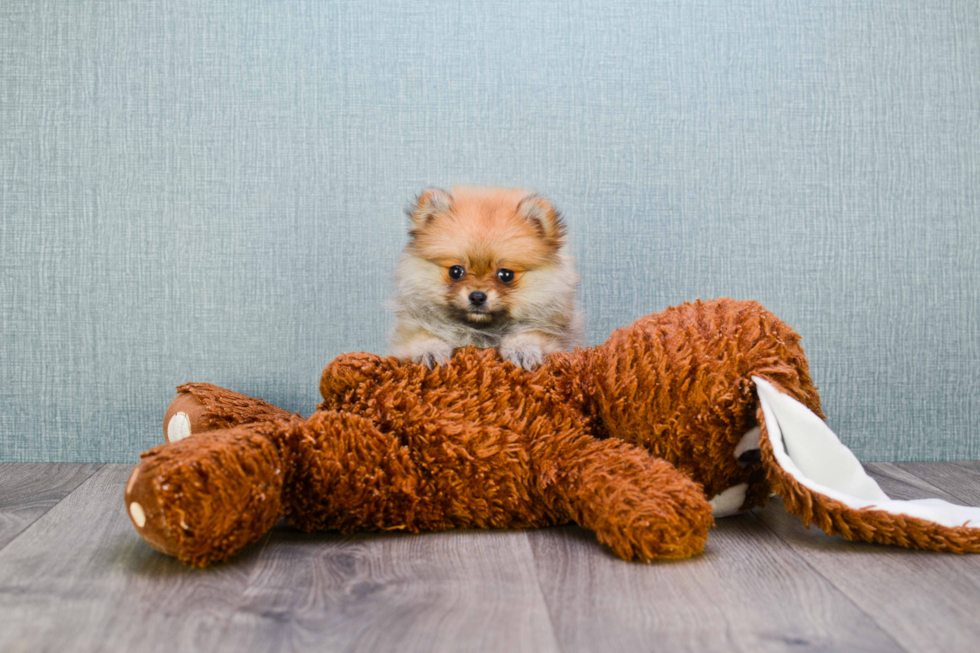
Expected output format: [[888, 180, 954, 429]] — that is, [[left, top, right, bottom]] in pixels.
[[1, 463, 979, 652]]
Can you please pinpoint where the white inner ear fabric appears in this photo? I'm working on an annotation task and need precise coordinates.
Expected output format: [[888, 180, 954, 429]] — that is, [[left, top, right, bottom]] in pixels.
[[753, 377, 980, 530]]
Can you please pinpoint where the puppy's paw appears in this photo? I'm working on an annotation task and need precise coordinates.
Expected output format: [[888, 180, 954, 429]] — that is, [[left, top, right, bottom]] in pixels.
[[408, 339, 453, 369], [499, 333, 549, 371]]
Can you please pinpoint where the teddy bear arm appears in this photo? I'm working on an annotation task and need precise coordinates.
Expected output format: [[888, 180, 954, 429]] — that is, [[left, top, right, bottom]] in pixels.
[[533, 435, 714, 560], [319, 352, 398, 410]]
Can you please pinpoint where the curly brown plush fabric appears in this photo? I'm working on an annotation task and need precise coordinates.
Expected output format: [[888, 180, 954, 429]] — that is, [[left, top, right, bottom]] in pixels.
[[125, 298, 979, 567], [162, 382, 294, 441]]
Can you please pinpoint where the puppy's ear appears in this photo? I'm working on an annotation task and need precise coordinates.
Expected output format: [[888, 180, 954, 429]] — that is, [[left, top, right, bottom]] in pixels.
[[407, 188, 453, 233], [517, 194, 566, 244]]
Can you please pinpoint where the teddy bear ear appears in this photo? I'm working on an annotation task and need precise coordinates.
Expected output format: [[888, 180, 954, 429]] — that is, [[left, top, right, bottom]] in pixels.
[[753, 376, 980, 552], [517, 193, 566, 245], [407, 187, 453, 232]]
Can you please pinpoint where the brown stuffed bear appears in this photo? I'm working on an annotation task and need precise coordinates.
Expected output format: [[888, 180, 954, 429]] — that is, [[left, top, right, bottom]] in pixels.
[[125, 299, 980, 566]]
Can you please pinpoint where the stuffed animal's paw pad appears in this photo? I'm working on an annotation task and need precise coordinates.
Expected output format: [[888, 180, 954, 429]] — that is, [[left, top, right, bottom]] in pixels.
[[166, 412, 192, 442]]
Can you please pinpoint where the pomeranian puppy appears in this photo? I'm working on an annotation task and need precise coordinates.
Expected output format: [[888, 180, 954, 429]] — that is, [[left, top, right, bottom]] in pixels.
[[390, 186, 583, 370]]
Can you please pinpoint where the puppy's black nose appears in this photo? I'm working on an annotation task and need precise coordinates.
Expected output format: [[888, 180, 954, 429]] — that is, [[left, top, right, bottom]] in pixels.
[[469, 291, 487, 305]]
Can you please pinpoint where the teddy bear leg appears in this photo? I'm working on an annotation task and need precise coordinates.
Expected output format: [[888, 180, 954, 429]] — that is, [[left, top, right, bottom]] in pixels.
[[163, 382, 294, 443], [126, 419, 292, 566], [536, 435, 714, 560], [276, 409, 424, 534]]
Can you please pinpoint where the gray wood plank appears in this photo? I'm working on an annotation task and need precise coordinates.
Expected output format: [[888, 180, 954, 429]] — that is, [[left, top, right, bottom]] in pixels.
[[753, 463, 980, 653], [0, 463, 102, 550], [3, 462, 977, 653], [864, 462, 969, 502], [213, 528, 560, 653], [893, 462, 980, 505], [0, 464, 269, 653], [529, 515, 905, 653]]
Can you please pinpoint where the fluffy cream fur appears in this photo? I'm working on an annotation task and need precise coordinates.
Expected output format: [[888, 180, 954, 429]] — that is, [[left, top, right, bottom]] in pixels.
[[390, 187, 583, 369]]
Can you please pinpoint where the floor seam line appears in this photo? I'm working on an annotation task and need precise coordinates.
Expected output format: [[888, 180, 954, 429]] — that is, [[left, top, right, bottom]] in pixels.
[[894, 463, 979, 506], [203, 529, 277, 653], [747, 510, 915, 653], [0, 463, 105, 558], [525, 530, 568, 653]]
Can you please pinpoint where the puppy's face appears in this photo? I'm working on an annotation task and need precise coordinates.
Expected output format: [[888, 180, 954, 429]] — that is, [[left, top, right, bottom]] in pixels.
[[402, 187, 566, 326]]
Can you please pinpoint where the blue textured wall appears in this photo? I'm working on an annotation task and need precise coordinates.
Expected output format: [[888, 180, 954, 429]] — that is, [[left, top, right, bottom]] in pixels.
[[2, 0, 979, 462]]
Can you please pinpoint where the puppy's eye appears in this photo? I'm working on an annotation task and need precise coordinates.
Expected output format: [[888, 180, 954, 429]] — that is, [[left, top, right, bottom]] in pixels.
[[448, 265, 465, 280], [496, 268, 515, 284]]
